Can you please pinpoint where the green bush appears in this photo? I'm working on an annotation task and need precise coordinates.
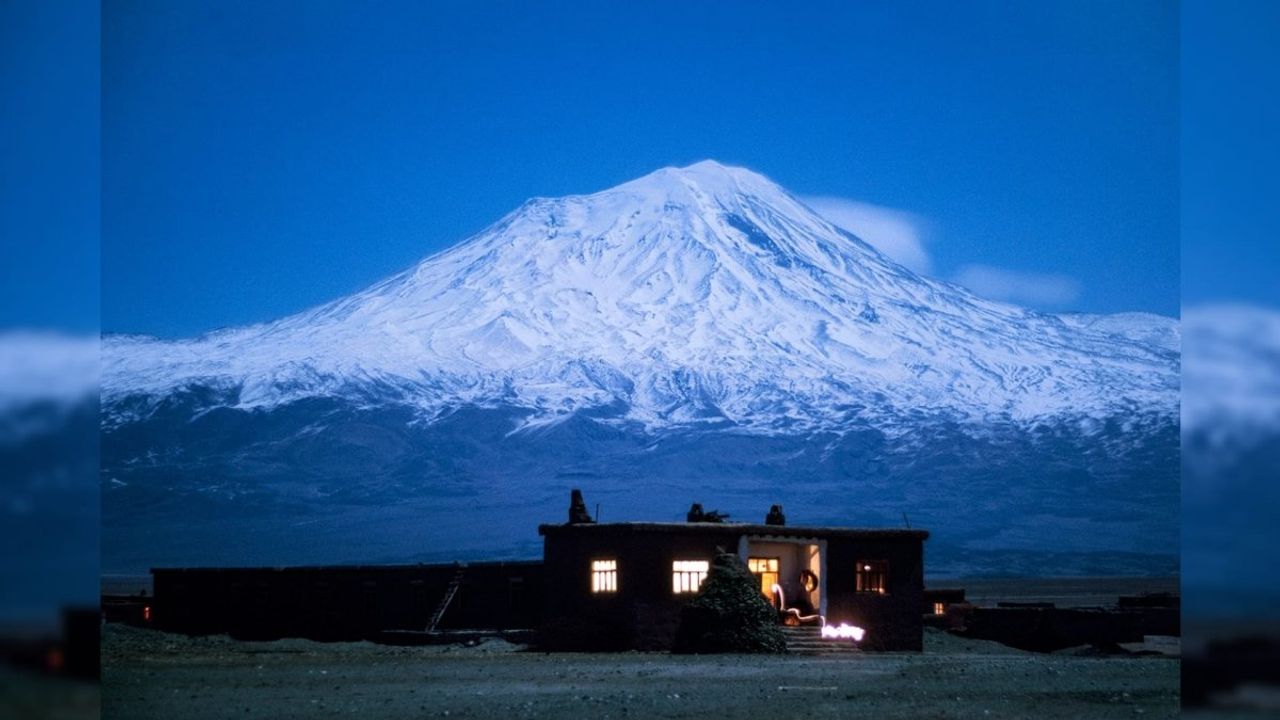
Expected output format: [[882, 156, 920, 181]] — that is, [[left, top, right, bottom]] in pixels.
[[671, 553, 786, 654]]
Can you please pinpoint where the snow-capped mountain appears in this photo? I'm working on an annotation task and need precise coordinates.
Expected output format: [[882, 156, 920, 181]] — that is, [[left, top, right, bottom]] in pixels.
[[101, 162, 1180, 576], [103, 161, 1176, 430]]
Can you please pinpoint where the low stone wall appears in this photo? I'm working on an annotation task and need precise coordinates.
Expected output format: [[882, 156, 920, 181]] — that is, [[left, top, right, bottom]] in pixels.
[[954, 606, 1180, 652]]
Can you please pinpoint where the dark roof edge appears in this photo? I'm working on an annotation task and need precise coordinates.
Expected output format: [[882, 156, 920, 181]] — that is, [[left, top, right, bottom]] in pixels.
[[150, 559, 543, 574], [538, 522, 929, 540]]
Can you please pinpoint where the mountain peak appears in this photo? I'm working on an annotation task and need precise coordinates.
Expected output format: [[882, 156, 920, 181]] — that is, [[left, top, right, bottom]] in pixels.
[[670, 158, 758, 181], [647, 159, 755, 181], [606, 160, 783, 208]]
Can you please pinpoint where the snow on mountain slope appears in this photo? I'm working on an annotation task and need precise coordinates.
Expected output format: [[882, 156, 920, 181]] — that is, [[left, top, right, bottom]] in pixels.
[[1183, 303, 1280, 433], [102, 161, 1177, 432], [1054, 312, 1180, 353], [1, 332, 99, 445], [1, 332, 98, 412]]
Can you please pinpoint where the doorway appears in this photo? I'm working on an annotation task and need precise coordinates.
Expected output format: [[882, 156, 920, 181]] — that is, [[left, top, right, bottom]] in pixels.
[[740, 537, 826, 618]]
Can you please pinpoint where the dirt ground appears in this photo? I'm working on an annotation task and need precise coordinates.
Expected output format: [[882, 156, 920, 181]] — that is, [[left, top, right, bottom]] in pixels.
[[0, 667, 100, 720], [101, 624, 1180, 719]]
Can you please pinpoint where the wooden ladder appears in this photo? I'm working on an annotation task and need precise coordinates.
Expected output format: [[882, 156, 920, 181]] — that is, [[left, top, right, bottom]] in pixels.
[[426, 565, 466, 632]]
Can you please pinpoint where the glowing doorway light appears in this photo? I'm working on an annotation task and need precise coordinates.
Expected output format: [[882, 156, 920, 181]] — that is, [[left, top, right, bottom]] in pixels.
[[821, 623, 866, 641], [771, 583, 825, 626]]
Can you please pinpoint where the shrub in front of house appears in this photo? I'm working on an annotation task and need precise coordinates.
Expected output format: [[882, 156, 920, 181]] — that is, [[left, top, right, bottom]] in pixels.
[[672, 552, 786, 654]]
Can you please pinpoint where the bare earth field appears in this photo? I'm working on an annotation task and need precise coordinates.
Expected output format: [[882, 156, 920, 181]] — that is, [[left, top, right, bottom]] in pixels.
[[0, 667, 99, 720], [101, 624, 1179, 720]]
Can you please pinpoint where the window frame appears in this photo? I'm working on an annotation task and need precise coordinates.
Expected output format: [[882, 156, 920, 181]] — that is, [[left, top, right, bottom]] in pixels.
[[671, 559, 710, 595], [747, 556, 781, 597], [855, 560, 888, 594], [590, 558, 618, 594]]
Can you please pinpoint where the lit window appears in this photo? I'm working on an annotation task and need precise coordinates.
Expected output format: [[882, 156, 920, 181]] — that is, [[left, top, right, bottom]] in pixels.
[[672, 560, 709, 594], [591, 559, 617, 593], [933, 601, 945, 615], [855, 560, 887, 593], [748, 557, 779, 597]]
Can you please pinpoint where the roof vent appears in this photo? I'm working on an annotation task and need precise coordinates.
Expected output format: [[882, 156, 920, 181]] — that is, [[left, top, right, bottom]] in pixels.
[[568, 489, 594, 525], [765, 504, 786, 526], [687, 503, 728, 523]]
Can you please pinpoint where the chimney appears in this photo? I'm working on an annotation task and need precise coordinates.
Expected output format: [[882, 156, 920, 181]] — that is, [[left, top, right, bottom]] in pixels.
[[689, 503, 729, 523], [568, 489, 594, 524], [765, 504, 786, 526]]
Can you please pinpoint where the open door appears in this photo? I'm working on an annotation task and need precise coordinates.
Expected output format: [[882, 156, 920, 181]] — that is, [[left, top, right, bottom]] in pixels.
[[743, 538, 826, 621]]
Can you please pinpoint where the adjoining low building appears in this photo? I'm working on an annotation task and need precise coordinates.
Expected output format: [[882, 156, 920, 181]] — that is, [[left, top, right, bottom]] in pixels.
[[923, 588, 967, 617], [150, 561, 541, 641], [145, 491, 929, 652]]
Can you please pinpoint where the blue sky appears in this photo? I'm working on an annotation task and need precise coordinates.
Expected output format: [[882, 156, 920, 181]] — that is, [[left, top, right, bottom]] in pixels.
[[1182, 0, 1280, 308], [78, 2, 1171, 334], [0, 1, 98, 332]]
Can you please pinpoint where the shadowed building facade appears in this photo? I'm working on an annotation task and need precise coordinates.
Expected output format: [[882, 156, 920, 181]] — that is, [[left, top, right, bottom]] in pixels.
[[539, 508, 928, 651]]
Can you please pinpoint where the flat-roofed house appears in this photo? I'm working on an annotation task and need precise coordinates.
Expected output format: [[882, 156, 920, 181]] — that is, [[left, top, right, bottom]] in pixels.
[[539, 494, 928, 651]]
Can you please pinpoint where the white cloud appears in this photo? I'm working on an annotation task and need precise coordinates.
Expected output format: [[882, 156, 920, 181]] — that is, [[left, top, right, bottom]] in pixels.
[[952, 264, 1083, 307], [801, 195, 1085, 310], [801, 196, 933, 274]]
